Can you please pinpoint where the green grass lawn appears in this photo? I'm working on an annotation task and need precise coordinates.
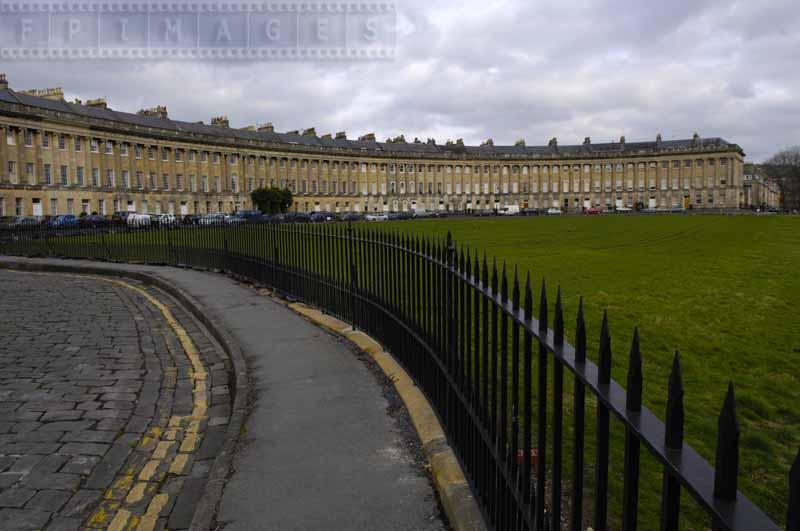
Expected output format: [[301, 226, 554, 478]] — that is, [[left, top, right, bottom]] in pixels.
[[388, 213, 800, 526], [6, 214, 797, 526]]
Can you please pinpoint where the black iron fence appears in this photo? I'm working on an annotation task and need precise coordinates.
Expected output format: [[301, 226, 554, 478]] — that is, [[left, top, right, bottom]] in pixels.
[[1, 222, 798, 531]]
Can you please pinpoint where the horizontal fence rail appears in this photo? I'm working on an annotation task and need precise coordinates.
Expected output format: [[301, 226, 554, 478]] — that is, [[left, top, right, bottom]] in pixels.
[[1, 221, 797, 531]]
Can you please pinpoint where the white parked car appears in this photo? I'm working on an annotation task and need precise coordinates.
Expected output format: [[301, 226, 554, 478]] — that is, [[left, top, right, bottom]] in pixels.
[[158, 213, 177, 225], [498, 205, 520, 215], [365, 213, 389, 221], [199, 213, 226, 225], [127, 213, 152, 227], [546, 208, 563, 215], [616, 206, 633, 213]]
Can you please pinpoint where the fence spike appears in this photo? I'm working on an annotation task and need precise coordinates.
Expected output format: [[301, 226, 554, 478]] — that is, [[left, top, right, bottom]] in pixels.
[[482, 253, 489, 289], [665, 351, 685, 450], [575, 297, 587, 363], [501, 261, 509, 303], [539, 279, 548, 333], [554, 286, 564, 346], [714, 382, 740, 502], [626, 328, 643, 412], [512, 266, 520, 311], [491, 257, 498, 296], [598, 310, 612, 385], [789, 448, 800, 530], [524, 272, 533, 321]]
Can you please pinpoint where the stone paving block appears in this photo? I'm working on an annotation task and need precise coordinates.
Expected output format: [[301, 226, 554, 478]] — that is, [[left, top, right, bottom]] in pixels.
[[59, 443, 110, 456], [0, 488, 36, 508], [25, 489, 71, 512], [0, 507, 52, 530]]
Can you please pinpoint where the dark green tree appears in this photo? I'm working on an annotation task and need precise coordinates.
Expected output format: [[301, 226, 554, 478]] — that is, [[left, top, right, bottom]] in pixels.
[[251, 187, 293, 214], [762, 146, 800, 211]]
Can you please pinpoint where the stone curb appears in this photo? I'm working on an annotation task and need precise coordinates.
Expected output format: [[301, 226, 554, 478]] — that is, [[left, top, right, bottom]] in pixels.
[[0, 258, 249, 531], [286, 302, 488, 531]]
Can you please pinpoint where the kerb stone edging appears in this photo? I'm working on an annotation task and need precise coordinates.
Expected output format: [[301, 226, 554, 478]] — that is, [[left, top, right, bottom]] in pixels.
[[286, 302, 488, 531], [0, 258, 248, 531]]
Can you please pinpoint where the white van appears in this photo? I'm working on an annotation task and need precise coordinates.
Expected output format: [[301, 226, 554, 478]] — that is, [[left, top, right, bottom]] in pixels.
[[499, 205, 520, 215], [126, 213, 152, 227]]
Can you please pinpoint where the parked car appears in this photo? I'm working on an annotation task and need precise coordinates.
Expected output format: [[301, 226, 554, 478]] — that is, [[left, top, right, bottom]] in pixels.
[[365, 213, 389, 221], [158, 213, 178, 226], [584, 207, 602, 215], [284, 212, 311, 223], [49, 214, 79, 227], [615, 206, 633, 213], [79, 214, 110, 228], [546, 208, 563, 215], [112, 211, 132, 225], [127, 213, 152, 227], [498, 205, 520, 216], [412, 209, 434, 218], [342, 212, 363, 222], [520, 208, 543, 216], [183, 214, 201, 225], [198, 213, 224, 225], [310, 212, 334, 222], [235, 210, 263, 223], [224, 214, 246, 225], [10, 216, 41, 229], [670, 205, 687, 213]]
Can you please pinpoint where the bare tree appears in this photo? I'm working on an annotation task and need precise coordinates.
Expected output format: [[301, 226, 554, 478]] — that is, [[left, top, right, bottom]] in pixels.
[[762, 146, 800, 211]]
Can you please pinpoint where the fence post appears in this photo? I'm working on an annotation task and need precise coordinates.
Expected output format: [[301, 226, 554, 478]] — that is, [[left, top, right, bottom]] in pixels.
[[789, 449, 799, 531], [348, 221, 357, 331], [445, 232, 456, 356], [712, 382, 740, 531]]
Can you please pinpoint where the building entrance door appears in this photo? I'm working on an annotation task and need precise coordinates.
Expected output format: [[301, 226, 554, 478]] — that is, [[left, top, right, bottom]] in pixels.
[[32, 199, 42, 217], [648, 197, 657, 209]]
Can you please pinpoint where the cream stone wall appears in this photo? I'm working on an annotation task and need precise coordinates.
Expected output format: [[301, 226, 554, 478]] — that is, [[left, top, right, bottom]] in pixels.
[[0, 112, 745, 218]]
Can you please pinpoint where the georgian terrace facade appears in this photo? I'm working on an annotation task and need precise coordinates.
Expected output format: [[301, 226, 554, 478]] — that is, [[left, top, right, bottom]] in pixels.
[[0, 76, 745, 219]]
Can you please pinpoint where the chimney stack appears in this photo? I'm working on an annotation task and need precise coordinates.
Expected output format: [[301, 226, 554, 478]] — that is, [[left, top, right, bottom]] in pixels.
[[211, 116, 230, 128], [335, 131, 347, 140], [302, 127, 316, 137], [358, 133, 376, 142], [19, 87, 64, 101], [137, 106, 168, 119], [86, 98, 107, 109], [0, 74, 7, 90], [258, 123, 274, 133]]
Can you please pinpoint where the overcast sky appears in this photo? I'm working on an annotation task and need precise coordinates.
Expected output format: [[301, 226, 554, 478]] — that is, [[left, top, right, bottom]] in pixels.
[[3, 0, 799, 161]]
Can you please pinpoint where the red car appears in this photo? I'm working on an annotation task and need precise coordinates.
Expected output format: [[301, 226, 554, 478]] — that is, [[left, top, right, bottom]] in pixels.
[[584, 207, 602, 215]]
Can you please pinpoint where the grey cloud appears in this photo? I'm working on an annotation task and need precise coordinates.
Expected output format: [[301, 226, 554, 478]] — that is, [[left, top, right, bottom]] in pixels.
[[3, 0, 799, 161]]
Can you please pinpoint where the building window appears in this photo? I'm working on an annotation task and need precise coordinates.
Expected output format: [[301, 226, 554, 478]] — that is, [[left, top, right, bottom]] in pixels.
[[107, 170, 116, 187], [105, 141, 113, 154], [15, 197, 23, 216], [202, 176, 208, 192], [136, 171, 143, 189], [149, 147, 156, 160], [50, 198, 57, 215], [24, 130, 33, 146], [212, 153, 219, 164], [214, 176, 221, 192], [43, 164, 52, 185], [150, 173, 157, 189], [190, 175, 197, 192], [162, 174, 170, 190], [41, 133, 49, 148], [135, 144, 143, 159], [6, 129, 14, 145], [176, 174, 184, 190], [59, 165, 68, 185], [162, 148, 169, 162], [66, 198, 74, 215], [231, 176, 238, 193], [120, 143, 128, 156], [121, 170, 129, 188], [176, 149, 183, 162], [91, 139, 99, 152]]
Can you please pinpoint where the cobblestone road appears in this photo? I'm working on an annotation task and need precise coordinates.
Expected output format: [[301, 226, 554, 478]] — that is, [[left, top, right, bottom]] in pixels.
[[0, 271, 231, 530]]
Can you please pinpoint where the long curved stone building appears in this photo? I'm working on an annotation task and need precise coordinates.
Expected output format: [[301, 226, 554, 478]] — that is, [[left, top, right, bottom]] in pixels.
[[0, 74, 745, 218]]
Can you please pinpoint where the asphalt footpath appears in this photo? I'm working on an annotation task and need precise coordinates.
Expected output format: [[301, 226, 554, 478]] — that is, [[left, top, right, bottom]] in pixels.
[[0, 257, 446, 531]]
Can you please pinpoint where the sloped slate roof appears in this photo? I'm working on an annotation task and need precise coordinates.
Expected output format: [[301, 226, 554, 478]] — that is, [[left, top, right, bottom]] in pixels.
[[0, 88, 738, 156]]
